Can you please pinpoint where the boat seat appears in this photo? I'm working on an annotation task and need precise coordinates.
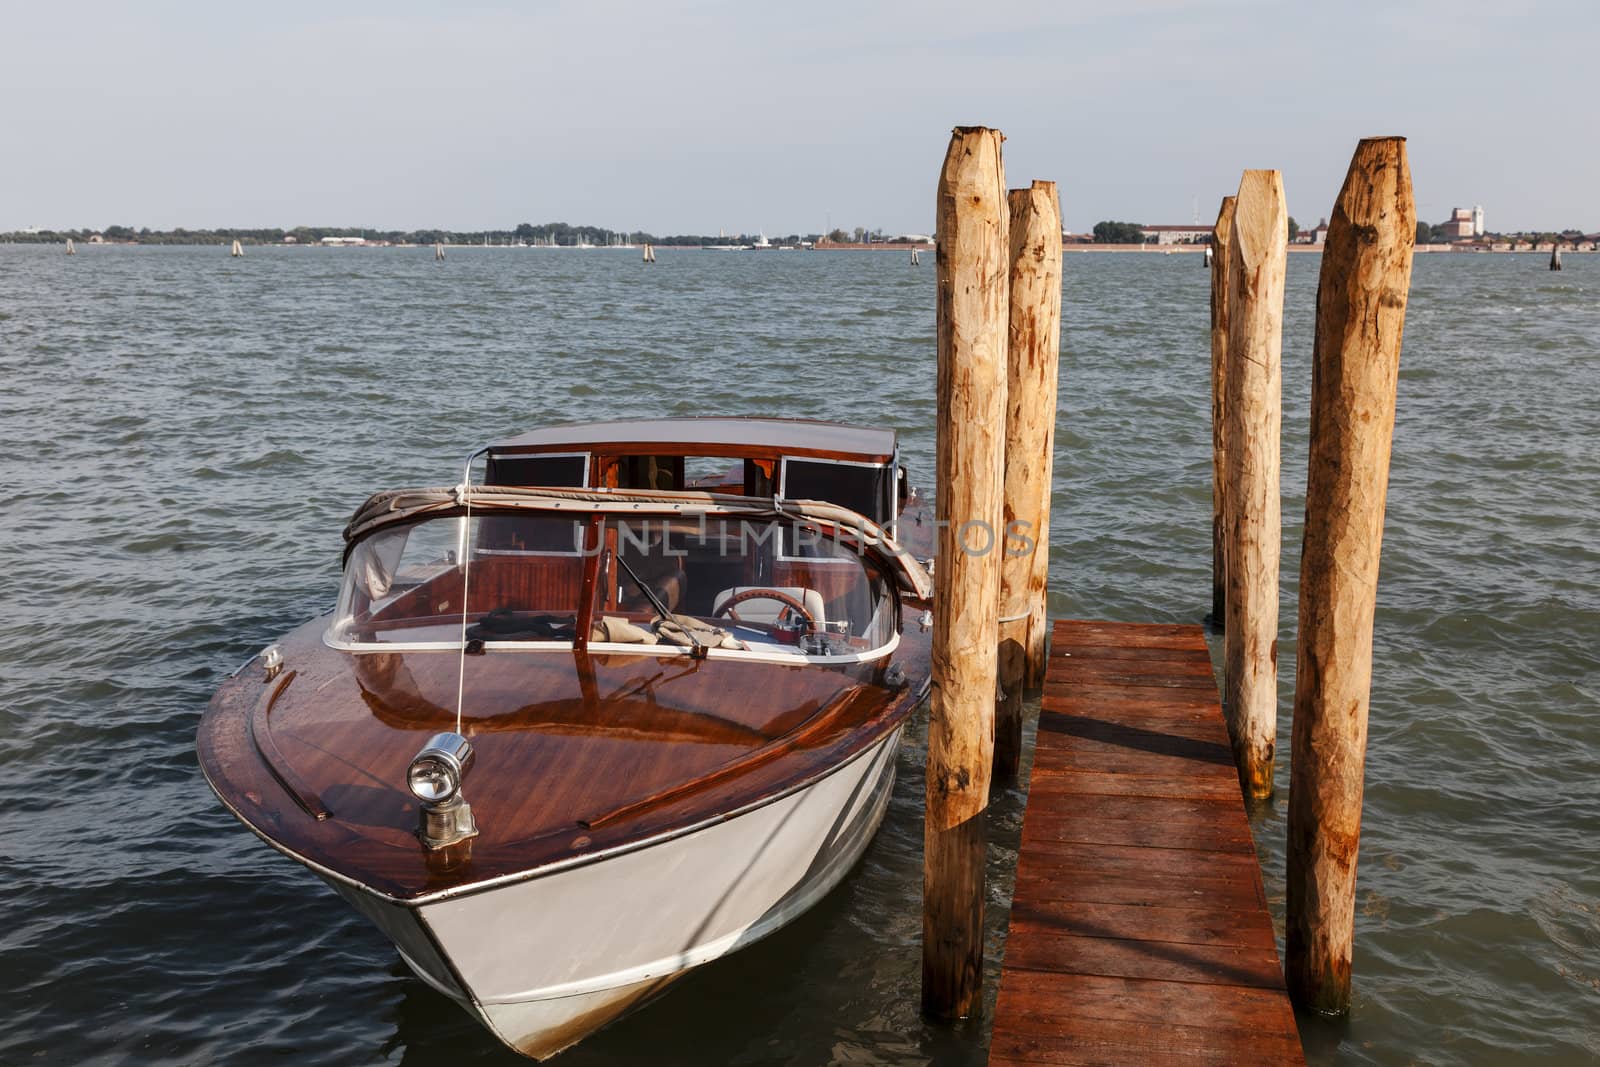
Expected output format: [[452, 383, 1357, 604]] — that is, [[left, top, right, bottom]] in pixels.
[[711, 586, 825, 630]]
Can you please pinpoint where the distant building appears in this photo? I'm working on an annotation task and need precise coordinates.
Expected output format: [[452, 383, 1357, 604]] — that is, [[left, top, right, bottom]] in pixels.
[[1291, 219, 1329, 244], [1139, 224, 1214, 245], [283, 235, 299, 244], [319, 236, 367, 247], [1440, 207, 1479, 240]]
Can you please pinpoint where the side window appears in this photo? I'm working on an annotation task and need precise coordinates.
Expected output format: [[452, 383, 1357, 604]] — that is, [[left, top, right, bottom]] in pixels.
[[485, 452, 590, 488], [779, 458, 893, 523]]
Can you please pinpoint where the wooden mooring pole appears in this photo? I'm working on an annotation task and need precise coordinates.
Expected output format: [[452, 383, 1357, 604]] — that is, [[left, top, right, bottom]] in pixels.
[[1209, 195, 1236, 629], [923, 125, 1007, 1019], [1286, 136, 1415, 1015], [995, 179, 1062, 778], [1221, 170, 1286, 800]]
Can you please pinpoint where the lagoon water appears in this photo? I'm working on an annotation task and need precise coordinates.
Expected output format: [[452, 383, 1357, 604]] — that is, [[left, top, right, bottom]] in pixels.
[[0, 244, 1595, 1065]]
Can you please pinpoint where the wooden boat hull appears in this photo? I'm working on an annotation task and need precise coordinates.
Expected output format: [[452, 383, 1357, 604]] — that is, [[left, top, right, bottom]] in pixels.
[[310, 727, 901, 1059], [197, 456, 937, 1059]]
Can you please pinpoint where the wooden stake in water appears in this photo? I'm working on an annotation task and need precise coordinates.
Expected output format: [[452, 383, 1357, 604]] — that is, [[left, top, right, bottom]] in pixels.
[[1209, 195, 1236, 629], [1286, 136, 1415, 1016], [1222, 170, 1285, 800], [923, 125, 1007, 1021], [996, 179, 1061, 778], [1551, 243, 1563, 271]]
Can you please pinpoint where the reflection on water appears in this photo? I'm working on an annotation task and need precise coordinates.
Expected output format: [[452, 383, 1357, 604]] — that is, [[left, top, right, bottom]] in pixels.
[[0, 246, 1595, 1064]]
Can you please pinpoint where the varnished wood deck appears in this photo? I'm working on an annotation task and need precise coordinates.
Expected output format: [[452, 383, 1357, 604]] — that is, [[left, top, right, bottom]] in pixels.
[[990, 619, 1304, 1065]]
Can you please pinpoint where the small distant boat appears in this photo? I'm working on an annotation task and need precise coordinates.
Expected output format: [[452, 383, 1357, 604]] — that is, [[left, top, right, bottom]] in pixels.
[[199, 417, 933, 1060], [750, 232, 772, 250], [231, 239, 244, 258], [65, 239, 75, 255]]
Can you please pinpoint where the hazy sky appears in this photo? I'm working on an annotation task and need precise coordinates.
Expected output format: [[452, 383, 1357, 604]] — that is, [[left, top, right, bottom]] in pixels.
[[4, 1, 1591, 235]]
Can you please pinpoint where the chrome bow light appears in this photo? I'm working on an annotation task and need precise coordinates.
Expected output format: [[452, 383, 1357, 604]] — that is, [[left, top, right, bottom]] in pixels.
[[408, 732, 479, 849]]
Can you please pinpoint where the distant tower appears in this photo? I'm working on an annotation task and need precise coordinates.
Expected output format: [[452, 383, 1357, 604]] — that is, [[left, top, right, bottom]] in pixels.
[[1473, 205, 1485, 236]]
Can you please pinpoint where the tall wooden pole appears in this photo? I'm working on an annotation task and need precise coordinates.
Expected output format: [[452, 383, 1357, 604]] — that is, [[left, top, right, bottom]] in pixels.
[[1286, 137, 1415, 1015], [996, 179, 1062, 778], [1209, 195, 1237, 628], [924, 125, 1007, 1019], [1222, 170, 1285, 800]]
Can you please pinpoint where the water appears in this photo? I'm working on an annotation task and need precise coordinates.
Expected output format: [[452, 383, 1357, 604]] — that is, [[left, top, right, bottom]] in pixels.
[[0, 245, 1595, 1064]]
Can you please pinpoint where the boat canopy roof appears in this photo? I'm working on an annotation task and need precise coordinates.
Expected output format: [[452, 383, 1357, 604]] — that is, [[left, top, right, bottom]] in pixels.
[[342, 485, 933, 599], [485, 417, 898, 464]]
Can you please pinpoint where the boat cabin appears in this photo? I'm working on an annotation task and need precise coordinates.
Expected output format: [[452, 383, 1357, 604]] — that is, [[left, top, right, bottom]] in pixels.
[[326, 421, 926, 665], [481, 417, 904, 527]]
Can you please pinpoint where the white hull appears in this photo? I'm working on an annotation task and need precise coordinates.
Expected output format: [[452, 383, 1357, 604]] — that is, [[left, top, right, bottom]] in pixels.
[[326, 729, 901, 1059]]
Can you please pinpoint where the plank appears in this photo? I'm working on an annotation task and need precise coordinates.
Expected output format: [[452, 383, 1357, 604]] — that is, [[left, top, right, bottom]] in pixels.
[[1044, 620, 1208, 648], [1002, 931, 1286, 989], [991, 619, 1304, 1065], [1018, 796, 1258, 855], [995, 970, 1298, 1033], [1025, 768, 1243, 801], [1043, 683, 1222, 710], [1035, 724, 1236, 773], [1006, 899, 1279, 952], [991, 1007, 1305, 1065], [1039, 705, 1233, 745]]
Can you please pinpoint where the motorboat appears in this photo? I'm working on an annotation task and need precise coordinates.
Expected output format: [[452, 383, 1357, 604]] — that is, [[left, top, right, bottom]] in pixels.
[[197, 417, 934, 1060]]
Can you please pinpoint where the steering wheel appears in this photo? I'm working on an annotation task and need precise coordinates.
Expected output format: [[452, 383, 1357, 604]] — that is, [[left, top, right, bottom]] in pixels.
[[713, 588, 817, 629]]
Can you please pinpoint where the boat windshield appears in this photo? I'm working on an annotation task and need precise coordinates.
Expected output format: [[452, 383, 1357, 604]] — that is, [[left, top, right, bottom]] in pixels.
[[329, 512, 897, 659]]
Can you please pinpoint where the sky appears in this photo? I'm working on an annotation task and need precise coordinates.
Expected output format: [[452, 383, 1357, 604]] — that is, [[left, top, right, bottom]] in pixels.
[[2, 0, 1591, 235]]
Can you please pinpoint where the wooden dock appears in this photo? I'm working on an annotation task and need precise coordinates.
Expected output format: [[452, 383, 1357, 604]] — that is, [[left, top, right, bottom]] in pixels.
[[989, 619, 1305, 1065]]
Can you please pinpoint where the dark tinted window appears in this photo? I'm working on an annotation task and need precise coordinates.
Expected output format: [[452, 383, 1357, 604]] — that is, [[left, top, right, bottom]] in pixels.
[[485, 453, 589, 487], [781, 459, 892, 522]]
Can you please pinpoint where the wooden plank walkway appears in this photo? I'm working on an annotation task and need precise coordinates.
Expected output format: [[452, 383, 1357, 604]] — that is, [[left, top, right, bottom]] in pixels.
[[990, 619, 1305, 1066]]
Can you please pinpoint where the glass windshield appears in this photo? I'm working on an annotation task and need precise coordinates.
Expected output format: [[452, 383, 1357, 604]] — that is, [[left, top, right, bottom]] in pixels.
[[329, 512, 896, 656], [333, 515, 588, 646]]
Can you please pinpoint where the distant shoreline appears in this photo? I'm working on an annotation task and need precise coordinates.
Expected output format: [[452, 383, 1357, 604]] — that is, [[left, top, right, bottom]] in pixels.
[[6, 240, 1589, 255], [1067, 243, 1592, 254]]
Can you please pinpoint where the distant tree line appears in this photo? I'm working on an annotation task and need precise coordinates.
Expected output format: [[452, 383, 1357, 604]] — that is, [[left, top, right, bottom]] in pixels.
[[9, 219, 1589, 248], [0, 222, 853, 247], [1091, 218, 1304, 244], [1092, 221, 1146, 244]]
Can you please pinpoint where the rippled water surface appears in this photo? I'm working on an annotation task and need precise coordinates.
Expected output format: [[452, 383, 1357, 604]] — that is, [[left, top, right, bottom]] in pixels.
[[0, 245, 1595, 1064]]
